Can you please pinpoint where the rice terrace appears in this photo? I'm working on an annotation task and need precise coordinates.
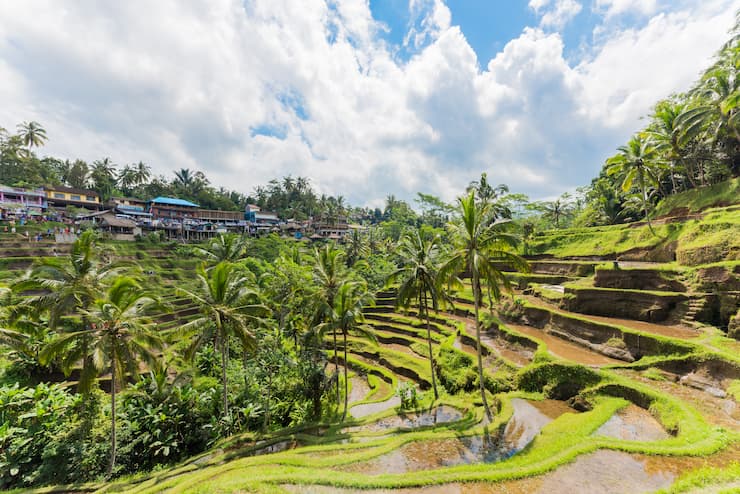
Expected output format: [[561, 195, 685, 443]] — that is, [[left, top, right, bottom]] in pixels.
[[1, 2, 740, 494]]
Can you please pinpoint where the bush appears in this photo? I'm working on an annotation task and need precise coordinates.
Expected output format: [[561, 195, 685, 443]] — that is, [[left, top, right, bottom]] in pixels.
[[116, 373, 218, 475], [516, 362, 602, 400], [436, 347, 477, 394], [0, 383, 108, 489], [395, 382, 419, 409]]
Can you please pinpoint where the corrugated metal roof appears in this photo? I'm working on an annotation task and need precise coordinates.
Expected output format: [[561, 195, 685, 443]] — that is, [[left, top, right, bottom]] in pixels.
[[149, 197, 199, 207]]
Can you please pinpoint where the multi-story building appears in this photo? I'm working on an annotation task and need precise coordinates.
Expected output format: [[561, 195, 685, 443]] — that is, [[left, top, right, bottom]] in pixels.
[[312, 214, 349, 239], [245, 204, 280, 234], [148, 197, 199, 221], [109, 197, 152, 222], [45, 185, 101, 210], [0, 185, 47, 216]]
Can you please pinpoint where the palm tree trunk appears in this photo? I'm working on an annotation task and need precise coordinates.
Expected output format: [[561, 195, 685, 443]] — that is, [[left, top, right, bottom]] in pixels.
[[333, 328, 340, 410], [264, 372, 272, 431], [342, 329, 349, 421], [108, 354, 117, 477], [422, 290, 438, 400], [472, 272, 493, 421], [640, 177, 656, 236], [221, 336, 229, 421]]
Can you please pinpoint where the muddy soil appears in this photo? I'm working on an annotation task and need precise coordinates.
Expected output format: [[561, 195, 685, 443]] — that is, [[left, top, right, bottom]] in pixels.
[[593, 404, 669, 441], [338, 399, 574, 475], [342, 406, 463, 434], [506, 323, 623, 366]]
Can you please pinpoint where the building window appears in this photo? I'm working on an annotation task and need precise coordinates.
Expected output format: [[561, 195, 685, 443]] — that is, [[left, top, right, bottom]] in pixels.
[[86, 195, 96, 202], [71, 195, 81, 201], [54, 193, 65, 199]]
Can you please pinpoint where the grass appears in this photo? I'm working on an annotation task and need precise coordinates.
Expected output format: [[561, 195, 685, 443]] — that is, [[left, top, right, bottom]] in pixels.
[[7, 219, 740, 494], [653, 177, 740, 217], [528, 205, 740, 266]]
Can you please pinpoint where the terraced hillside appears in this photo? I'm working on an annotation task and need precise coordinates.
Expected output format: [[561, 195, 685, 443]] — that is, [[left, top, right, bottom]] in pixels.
[[2, 221, 738, 494], [63, 240, 737, 494]]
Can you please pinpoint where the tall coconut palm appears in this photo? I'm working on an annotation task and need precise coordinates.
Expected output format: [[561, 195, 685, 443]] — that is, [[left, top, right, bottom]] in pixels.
[[331, 280, 375, 420], [176, 262, 266, 420], [311, 244, 347, 403], [647, 99, 689, 192], [13, 231, 116, 389], [117, 165, 138, 193], [16, 121, 47, 149], [133, 161, 151, 187], [606, 135, 661, 234], [41, 276, 163, 475], [193, 233, 249, 266], [679, 65, 740, 147], [440, 192, 528, 420], [344, 229, 369, 267], [91, 158, 118, 200], [388, 229, 443, 400]]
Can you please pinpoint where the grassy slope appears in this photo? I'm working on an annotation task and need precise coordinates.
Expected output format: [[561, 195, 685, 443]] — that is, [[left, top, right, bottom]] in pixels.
[[653, 177, 740, 217], [528, 207, 740, 265]]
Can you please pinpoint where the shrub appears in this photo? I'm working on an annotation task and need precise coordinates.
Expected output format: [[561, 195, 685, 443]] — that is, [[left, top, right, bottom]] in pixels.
[[395, 382, 419, 409]]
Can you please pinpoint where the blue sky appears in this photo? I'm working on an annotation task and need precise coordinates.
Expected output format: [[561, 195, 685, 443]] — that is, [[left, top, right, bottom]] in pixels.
[[0, 0, 737, 207], [371, 1, 538, 63]]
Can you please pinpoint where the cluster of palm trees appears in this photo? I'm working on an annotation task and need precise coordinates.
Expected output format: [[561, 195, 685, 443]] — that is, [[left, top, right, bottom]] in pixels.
[[0, 186, 527, 477], [391, 191, 528, 420], [596, 23, 739, 226]]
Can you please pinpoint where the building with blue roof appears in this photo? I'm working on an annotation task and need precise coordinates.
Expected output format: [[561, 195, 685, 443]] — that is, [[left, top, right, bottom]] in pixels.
[[148, 196, 200, 221]]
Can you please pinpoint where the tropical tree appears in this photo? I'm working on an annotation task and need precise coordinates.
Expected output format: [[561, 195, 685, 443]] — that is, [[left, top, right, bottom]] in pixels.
[[331, 280, 375, 420], [66, 160, 90, 189], [176, 262, 266, 421], [133, 161, 151, 187], [387, 229, 443, 399], [16, 121, 47, 149], [440, 192, 528, 420], [539, 194, 573, 229], [91, 158, 118, 199], [311, 244, 347, 403], [344, 229, 369, 267], [647, 99, 689, 191], [606, 135, 662, 233], [679, 65, 740, 149], [12, 230, 119, 358], [117, 165, 138, 193], [193, 233, 249, 266], [41, 277, 163, 475]]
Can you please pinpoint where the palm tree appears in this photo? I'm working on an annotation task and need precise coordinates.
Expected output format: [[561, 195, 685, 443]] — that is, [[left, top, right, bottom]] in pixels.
[[344, 229, 369, 267], [176, 262, 266, 420], [331, 280, 375, 420], [174, 168, 194, 188], [117, 165, 138, 193], [193, 233, 249, 266], [679, 65, 740, 148], [13, 231, 115, 388], [16, 121, 47, 149], [91, 158, 118, 200], [606, 135, 661, 234], [312, 244, 347, 404], [41, 276, 163, 475], [647, 99, 688, 191], [388, 229, 443, 400], [540, 196, 573, 229], [440, 192, 528, 420], [133, 161, 151, 187]]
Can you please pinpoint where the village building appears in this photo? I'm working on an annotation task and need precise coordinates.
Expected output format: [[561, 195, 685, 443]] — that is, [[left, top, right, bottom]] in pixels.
[[147, 197, 199, 221], [45, 185, 101, 211], [245, 204, 280, 234], [0, 185, 47, 218], [76, 210, 141, 241]]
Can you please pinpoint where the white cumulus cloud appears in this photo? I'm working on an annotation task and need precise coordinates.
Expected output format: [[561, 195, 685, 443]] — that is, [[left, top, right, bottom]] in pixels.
[[0, 0, 737, 206]]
